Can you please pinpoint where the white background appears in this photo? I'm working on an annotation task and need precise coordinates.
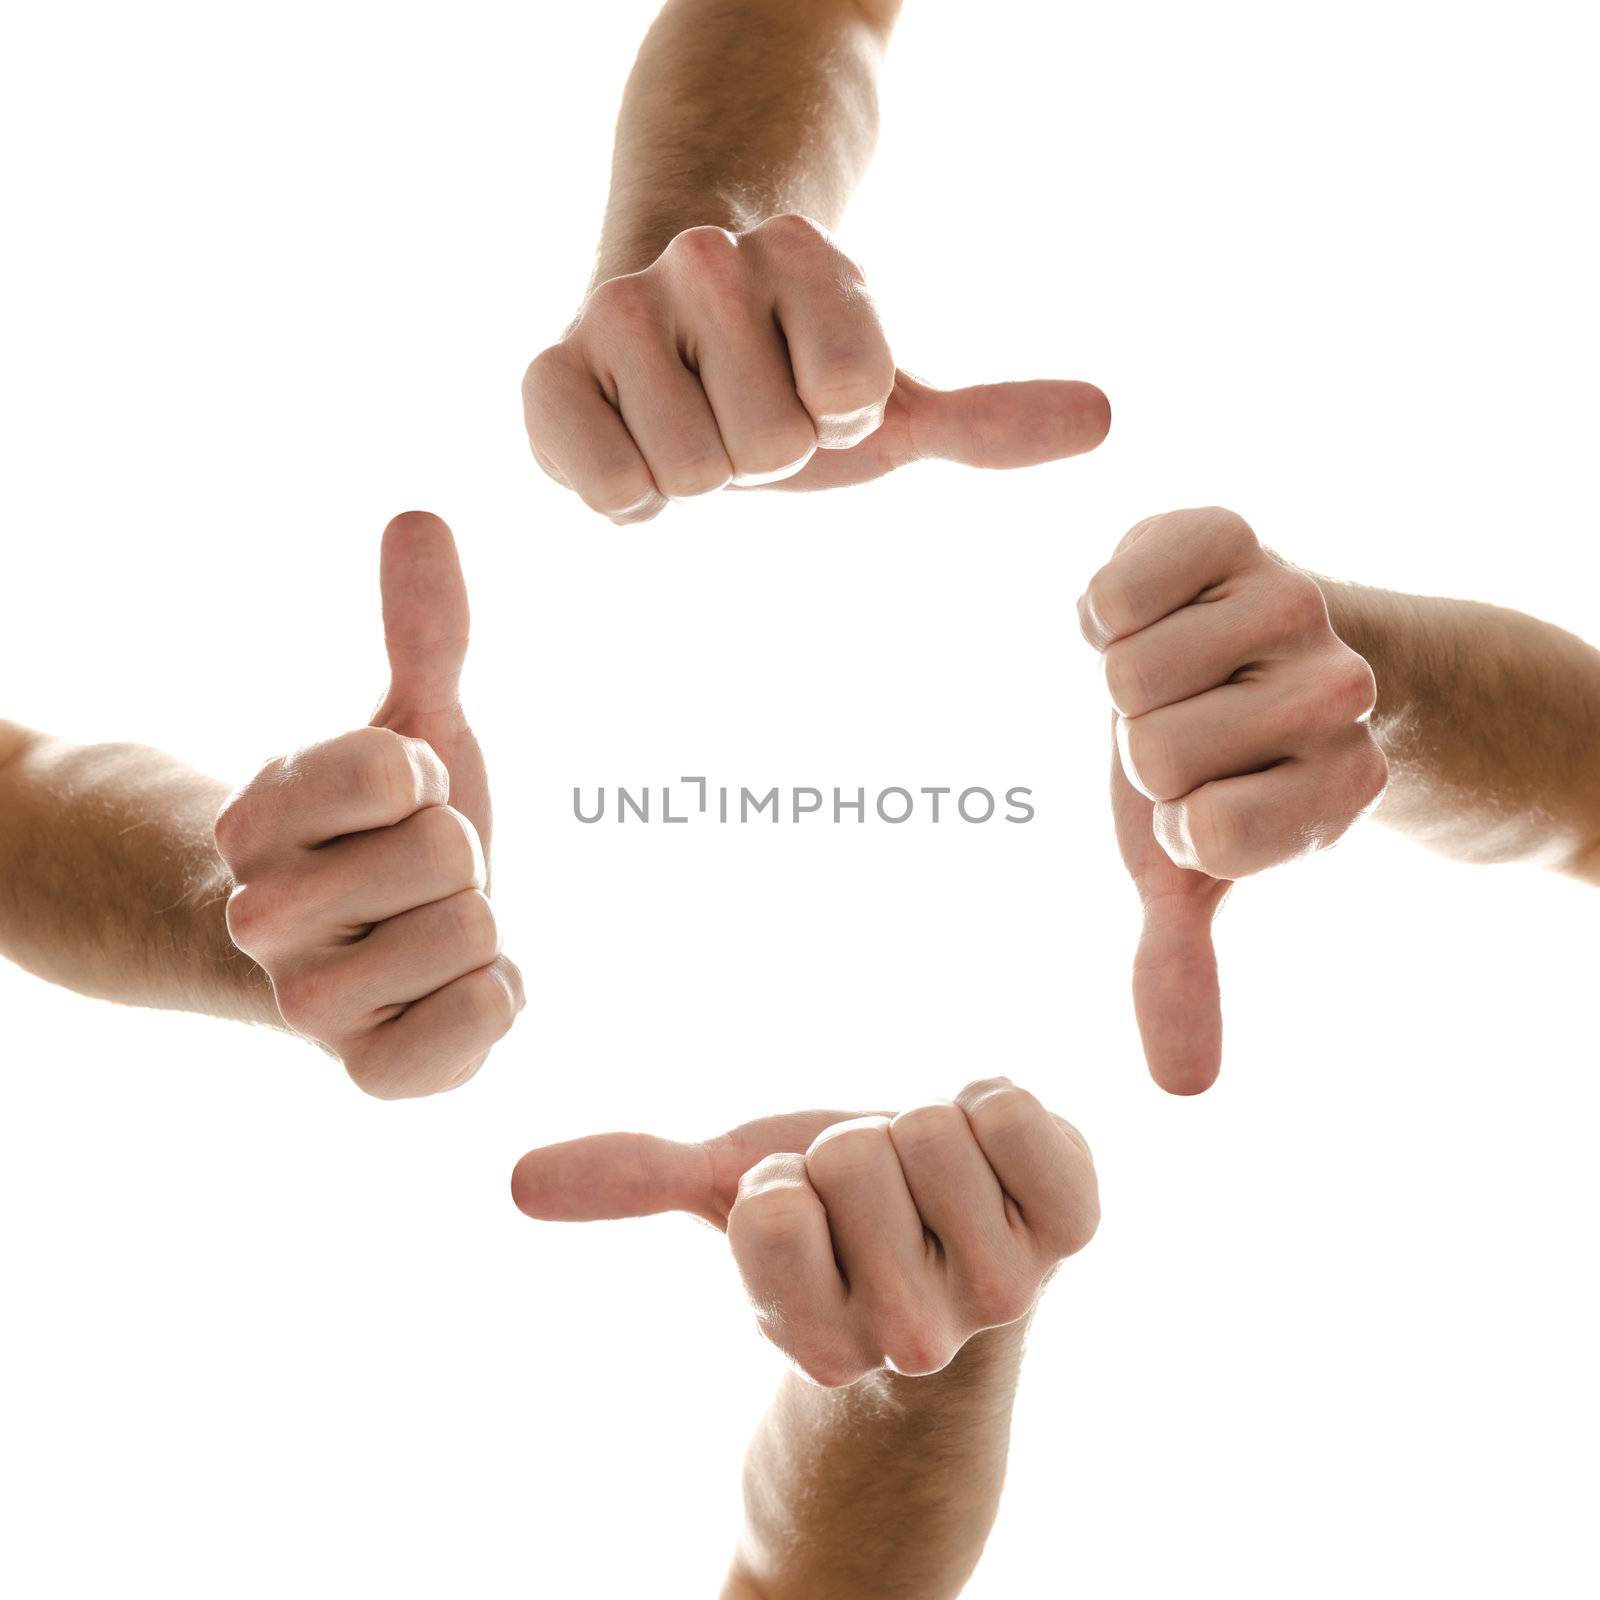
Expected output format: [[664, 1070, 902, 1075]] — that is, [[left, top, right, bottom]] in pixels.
[[2, 1, 1597, 1595]]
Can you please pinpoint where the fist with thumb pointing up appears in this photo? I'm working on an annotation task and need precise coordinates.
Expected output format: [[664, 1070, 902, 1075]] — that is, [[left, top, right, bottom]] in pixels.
[[213, 513, 524, 1099]]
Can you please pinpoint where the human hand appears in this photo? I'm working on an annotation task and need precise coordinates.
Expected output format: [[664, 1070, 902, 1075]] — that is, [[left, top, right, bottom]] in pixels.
[[1077, 506, 1387, 1094], [510, 1078, 1098, 1387], [214, 512, 524, 1099], [522, 215, 1111, 523]]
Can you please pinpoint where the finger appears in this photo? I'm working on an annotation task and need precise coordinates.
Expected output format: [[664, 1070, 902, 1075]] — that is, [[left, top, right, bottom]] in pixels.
[[1119, 643, 1375, 802], [1133, 890, 1228, 1096], [509, 1108, 865, 1230], [887, 1101, 1012, 1262], [379, 512, 470, 716], [1108, 748, 1232, 1095], [608, 344, 734, 500], [953, 1080, 1101, 1258], [287, 804, 483, 942], [344, 954, 523, 1100], [728, 1152, 863, 1386], [803, 1117, 929, 1290], [327, 888, 503, 1024], [1102, 587, 1276, 719], [521, 347, 666, 523], [770, 273, 895, 449], [1154, 734, 1388, 880], [1078, 506, 1259, 649], [901, 372, 1111, 469], [511, 1131, 716, 1224], [691, 310, 818, 484], [1116, 680, 1290, 803], [213, 727, 448, 875]]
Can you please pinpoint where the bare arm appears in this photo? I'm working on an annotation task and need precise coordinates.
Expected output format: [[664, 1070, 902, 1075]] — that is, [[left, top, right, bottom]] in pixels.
[[593, 0, 901, 284], [723, 1319, 1029, 1600], [511, 1080, 1097, 1600], [0, 720, 275, 1021], [0, 514, 525, 1096], [524, 0, 1107, 520], [1321, 581, 1600, 882]]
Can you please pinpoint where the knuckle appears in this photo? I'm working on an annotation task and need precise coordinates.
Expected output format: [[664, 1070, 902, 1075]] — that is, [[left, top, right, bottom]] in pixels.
[[805, 1123, 890, 1185], [656, 453, 732, 500], [498, 955, 528, 1018], [456, 964, 520, 1049], [1271, 570, 1330, 638], [752, 211, 832, 254], [1178, 792, 1249, 879], [1177, 793, 1248, 883], [731, 1181, 817, 1245], [1055, 1191, 1102, 1258], [731, 422, 816, 478], [960, 1080, 1047, 1141], [1120, 718, 1180, 801], [666, 224, 742, 275], [520, 344, 566, 406], [797, 358, 895, 426], [875, 1313, 953, 1378], [448, 890, 501, 966], [350, 726, 422, 814], [1337, 648, 1380, 720], [224, 880, 289, 957], [1081, 565, 1135, 644], [341, 1040, 406, 1101], [1101, 639, 1153, 716], [417, 805, 480, 886], [582, 272, 657, 331], [211, 790, 252, 860], [272, 962, 339, 1037], [966, 1265, 1038, 1329], [792, 1339, 871, 1390], [889, 1101, 967, 1153], [580, 466, 661, 520], [1201, 505, 1259, 559], [1313, 646, 1378, 724]]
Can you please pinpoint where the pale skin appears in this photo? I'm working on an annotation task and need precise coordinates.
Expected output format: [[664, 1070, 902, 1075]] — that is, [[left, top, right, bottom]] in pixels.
[[1079, 505, 1600, 1093], [522, 0, 1109, 523], [0, 512, 524, 1099], [512, 1077, 1099, 1600]]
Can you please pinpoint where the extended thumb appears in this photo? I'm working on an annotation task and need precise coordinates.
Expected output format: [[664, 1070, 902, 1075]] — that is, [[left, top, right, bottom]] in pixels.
[[1132, 892, 1226, 1096], [379, 511, 470, 713], [902, 374, 1111, 469], [510, 1133, 716, 1226]]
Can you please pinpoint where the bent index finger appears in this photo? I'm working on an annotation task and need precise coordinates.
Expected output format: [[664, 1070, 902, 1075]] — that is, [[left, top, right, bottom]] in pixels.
[[216, 727, 448, 874], [1078, 506, 1260, 649]]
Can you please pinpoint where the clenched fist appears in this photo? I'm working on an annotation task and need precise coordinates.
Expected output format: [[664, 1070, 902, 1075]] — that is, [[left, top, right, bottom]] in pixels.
[[214, 512, 524, 1099], [522, 214, 1110, 523], [511, 1078, 1098, 1388], [1078, 506, 1387, 1095]]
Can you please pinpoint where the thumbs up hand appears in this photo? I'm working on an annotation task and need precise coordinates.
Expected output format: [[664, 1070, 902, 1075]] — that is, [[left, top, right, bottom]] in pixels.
[[511, 1079, 1099, 1388], [522, 214, 1110, 523], [214, 512, 524, 1099], [1078, 507, 1388, 1094]]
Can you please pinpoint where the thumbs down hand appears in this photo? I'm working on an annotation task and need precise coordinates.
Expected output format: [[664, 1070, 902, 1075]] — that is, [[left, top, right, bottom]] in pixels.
[[1078, 507, 1387, 1095]]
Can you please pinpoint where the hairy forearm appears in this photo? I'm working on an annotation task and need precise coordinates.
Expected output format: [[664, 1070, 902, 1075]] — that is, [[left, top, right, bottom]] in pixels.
[[723, 1318, 1029, 1600], [593, 0, 899, 284], [1320, 581, 1600, 881], [0, 722, 277, 1022]]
